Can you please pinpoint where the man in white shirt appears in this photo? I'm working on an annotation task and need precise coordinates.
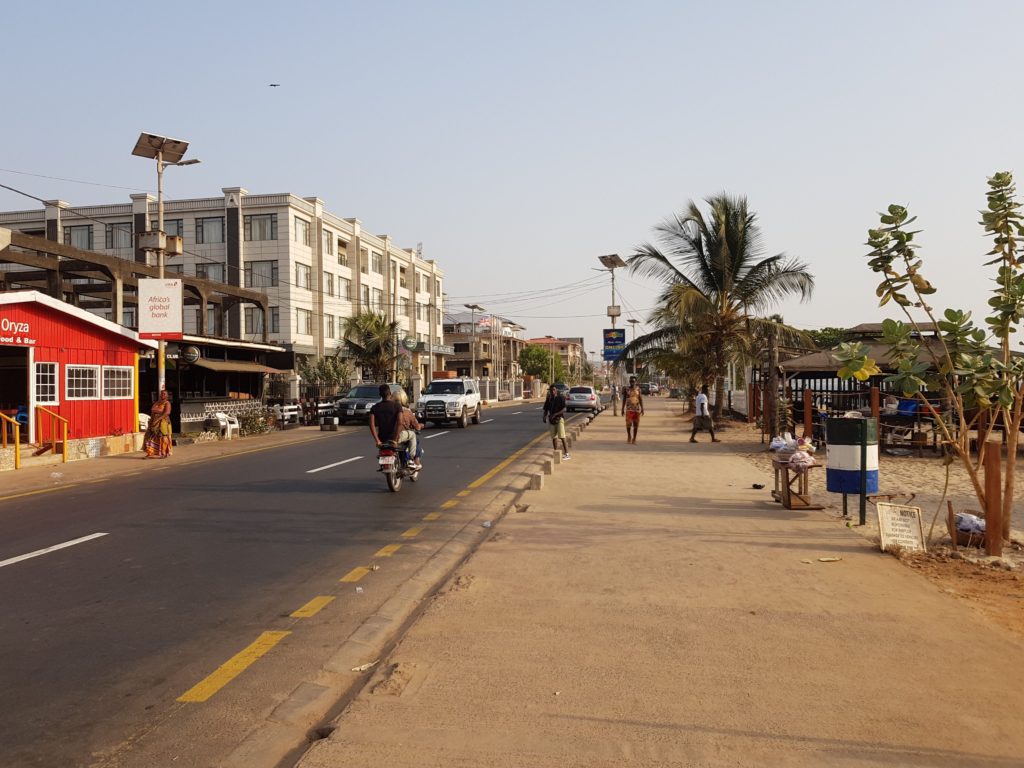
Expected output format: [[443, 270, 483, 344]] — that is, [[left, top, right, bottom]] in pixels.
[[689, 384, 721, 443]]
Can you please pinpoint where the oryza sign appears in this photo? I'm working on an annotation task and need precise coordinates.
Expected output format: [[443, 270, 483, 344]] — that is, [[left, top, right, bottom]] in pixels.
[[138, 278, 183, 340]]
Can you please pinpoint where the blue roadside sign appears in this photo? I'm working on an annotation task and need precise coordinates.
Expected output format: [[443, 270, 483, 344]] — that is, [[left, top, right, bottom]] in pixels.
[[602, 328, 625, 360]]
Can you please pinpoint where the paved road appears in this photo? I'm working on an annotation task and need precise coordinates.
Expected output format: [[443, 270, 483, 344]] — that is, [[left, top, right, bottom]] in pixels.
[[0, 404, 582, 767]]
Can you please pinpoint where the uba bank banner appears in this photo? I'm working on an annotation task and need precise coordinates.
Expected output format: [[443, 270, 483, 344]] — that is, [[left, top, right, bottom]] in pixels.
[[138, 278, 183, 340]]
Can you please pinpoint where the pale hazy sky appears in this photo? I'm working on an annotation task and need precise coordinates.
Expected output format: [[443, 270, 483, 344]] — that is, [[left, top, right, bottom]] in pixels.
[[2, 1, 1020, 354]]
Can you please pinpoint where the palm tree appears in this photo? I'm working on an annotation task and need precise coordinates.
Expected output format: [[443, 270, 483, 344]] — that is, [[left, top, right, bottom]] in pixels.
[[626, 194, 814, 417], [342, 311, 401, 382]]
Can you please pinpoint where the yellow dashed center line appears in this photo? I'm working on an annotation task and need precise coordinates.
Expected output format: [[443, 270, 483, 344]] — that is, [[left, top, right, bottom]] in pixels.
[[177, 630, 290, 703], [440, 500, 459, 509], [423, 512, 442, 521], [456, 490, 471, 497], [401, 526, 423, 538], [340, 566, 371, 583], [290, 595, 335, 618], [468, 433, 547, 489], [375, 544, 402, 557]]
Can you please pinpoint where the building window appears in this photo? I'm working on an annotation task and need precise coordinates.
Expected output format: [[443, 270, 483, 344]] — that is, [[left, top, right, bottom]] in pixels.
[[66, 365, 100, 400], [416, 303, 424, 321], [359, 247, 369, 274], [164, 264, 183, 275], [245, 306, 263, 335], [207, 307, 217, 335], [435, 279, 442, 297], [244, 213, 277, 241], [371, 251, 383, 274], [338, 239, 349, 267], [35, 362, 58, 405], [454, 343, 470, 354], [419, 273, 428, 293], [339, 277, 351, 300], [399, 268, 408, 289], [297, 308, 313, 335], [296, 263, 312, 290], [196, 262, 225, 282], [64, 225, 93, 250], [122, 307, 137, 328], [102, 366, 133, 399], [361, 284, 370, 308], [270, 306, 280, 334], [151, 218, 184, 237], [294, 216, 310, 246], [399, 297, 409, 316], [325, 314, 335, 340], [323, 229, 334, 255], [196, 217, 225, 244], [105, 222, 132, 249], [323, 272, 334, 297], [372, 288, 383, 311], [245, 260, 278, 287]]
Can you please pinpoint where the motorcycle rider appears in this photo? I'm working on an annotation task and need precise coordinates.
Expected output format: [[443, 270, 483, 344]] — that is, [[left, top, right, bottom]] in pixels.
[[369, 385, 421, 470]]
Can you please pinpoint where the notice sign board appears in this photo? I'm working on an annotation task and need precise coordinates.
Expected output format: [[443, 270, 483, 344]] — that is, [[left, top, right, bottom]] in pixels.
[[603, 328, 625, 361], [876, 502, 926, 553], [138, 278, 183, 340]]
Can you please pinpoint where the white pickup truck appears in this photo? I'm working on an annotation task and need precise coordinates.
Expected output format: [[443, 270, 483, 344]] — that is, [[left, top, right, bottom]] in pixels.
[[415, 377, 482, 428]]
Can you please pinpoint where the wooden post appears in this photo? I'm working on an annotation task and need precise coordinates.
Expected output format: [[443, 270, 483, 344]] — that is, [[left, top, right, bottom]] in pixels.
[[803, 388, 813, 439], [747, 383, 755, 423], [984, 438, 1003, 557], [947, 500, 957, 551], [870, 386, 880, 420]]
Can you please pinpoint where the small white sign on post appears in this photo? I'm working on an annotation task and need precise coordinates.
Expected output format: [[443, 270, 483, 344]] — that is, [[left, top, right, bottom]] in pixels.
[[876, 502, 927, 553], [138, 278, 183, 340]]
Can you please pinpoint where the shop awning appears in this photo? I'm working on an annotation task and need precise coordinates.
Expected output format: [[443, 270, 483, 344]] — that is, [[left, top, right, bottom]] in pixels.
[[191, 359, 290, 375]]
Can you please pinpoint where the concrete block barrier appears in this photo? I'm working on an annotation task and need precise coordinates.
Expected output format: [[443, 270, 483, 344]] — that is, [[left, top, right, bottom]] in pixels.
[[529, 472, 544, 490], [542, 459, 554, 475]]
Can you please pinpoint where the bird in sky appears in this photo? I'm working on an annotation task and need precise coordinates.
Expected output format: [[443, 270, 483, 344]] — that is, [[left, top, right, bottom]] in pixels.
[[269, 83, 281, 87]]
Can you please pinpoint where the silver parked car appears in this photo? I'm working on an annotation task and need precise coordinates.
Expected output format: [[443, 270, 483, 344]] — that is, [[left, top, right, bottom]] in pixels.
[[566, 386, 600, 414]]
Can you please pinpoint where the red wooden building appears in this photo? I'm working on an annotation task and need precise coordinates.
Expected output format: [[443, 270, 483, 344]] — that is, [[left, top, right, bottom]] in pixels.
[[0, 291, 156, 444]]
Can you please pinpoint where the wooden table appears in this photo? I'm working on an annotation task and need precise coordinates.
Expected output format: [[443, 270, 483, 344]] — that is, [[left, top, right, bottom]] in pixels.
[[772, 458, 823, 510]]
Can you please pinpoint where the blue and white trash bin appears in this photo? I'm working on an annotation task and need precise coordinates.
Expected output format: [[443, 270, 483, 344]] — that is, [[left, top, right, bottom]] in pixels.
[[826, 416, 879, 494]]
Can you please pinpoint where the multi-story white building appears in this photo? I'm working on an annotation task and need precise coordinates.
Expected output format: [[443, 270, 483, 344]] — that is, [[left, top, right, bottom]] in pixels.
[[0, 189, 448, 381]]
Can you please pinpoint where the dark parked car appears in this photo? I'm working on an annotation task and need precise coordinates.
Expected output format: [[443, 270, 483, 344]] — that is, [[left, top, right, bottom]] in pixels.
[[552, 382, 570, 397], [335, 383, 403, 424]]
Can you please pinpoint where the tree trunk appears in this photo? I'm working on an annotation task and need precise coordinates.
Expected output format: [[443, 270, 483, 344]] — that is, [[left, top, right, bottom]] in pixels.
[[765, 327, 779, 438]]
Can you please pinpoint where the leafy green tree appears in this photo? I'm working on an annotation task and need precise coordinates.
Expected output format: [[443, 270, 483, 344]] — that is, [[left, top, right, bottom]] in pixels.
[[341, 311, 401, 383], [837, 171, 1024, 543], [807, 327, 850, 349], [627, 194, 814, 416], [298, 354, 354, 389], [518, 345, 565, 382]]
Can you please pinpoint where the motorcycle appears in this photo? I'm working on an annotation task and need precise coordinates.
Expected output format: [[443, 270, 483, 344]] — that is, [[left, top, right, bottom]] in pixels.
[[377, 440, 420, 492]]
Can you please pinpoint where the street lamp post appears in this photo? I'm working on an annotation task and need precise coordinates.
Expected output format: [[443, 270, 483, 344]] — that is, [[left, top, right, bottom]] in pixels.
[[464, 303, 484, 380], [627, 318, 640, 378], [597, 254, 627, 415], [132, 132, 200, 394]]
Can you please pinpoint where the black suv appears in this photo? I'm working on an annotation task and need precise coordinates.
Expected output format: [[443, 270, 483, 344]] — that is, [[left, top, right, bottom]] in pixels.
[[335, 383, 403, 424]]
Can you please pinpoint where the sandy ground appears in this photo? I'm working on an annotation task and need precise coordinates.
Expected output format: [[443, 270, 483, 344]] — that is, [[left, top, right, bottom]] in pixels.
[[712, 409, 1024, 639], [298, 399, 1024, 768]]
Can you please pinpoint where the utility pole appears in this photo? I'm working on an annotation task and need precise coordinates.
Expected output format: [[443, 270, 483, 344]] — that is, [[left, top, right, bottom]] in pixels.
[[464, 303, 484, 380], [597, 254, 627, 415], [766, 325, 780, 439]]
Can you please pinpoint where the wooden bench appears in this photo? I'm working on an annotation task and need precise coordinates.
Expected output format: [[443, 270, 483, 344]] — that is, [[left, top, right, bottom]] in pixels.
[[772, 458, 823, 510]]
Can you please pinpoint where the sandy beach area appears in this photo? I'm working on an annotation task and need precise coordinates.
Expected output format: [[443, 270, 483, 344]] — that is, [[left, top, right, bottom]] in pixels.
[[663, 399, 1024, 637]]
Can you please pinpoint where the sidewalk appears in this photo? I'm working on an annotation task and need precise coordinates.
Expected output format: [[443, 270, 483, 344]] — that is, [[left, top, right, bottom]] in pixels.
[[298, 399, 1024, 768]]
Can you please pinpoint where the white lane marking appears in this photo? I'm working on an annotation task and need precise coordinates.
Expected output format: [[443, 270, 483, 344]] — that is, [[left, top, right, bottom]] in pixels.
[[511, 411, 523, 415], [0, 532, 108, 569], [307, 456, 363, 474], [424, 431, 449, 440], [481, 419, 494, 424]]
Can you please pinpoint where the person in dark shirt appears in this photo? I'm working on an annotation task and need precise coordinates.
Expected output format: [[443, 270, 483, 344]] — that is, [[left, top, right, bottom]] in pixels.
[[369, 384, 403, 448], [542, 383, 571, 460]]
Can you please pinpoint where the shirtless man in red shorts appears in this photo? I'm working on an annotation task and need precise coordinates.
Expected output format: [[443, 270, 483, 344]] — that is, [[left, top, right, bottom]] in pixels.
[[622, 376, 645, 444]]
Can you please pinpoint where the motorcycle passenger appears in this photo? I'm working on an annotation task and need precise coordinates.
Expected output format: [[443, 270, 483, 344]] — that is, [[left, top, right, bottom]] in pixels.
[[397, 391, 423, 469]]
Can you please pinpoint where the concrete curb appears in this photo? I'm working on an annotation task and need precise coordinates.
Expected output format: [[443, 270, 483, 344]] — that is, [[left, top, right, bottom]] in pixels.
[[220, 438, 553, 768]]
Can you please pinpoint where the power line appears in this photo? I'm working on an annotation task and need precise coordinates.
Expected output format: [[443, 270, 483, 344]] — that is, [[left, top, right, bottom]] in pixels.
[[0, 168, 149, 193]]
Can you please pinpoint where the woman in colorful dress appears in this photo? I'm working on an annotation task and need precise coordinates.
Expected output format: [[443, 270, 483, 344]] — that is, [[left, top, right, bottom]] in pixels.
[[144, 390, 173, 458]]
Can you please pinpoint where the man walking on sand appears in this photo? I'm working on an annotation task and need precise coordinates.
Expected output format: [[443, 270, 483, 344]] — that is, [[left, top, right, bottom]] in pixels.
[[543, 383, 571, 460], [690, 384, 720, 443], [622, 376, 644, 444]]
